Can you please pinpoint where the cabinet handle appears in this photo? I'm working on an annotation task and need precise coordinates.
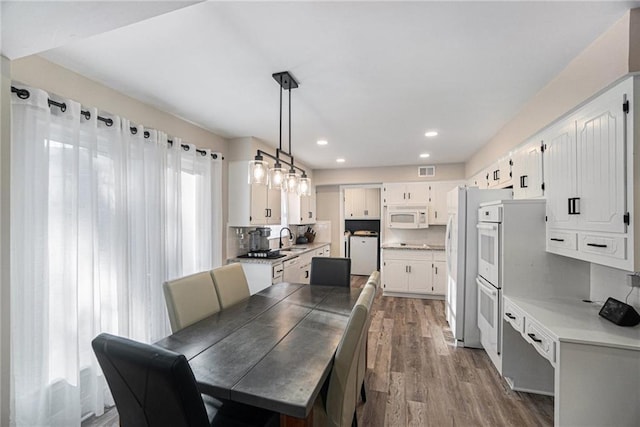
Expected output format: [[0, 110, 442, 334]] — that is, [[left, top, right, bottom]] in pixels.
[[403, 192, 406, 200], [364, 209, 368, 216], [308, 211, 312, 218], [505, 313, 516, 320], [405, 266, 408, 273], [305, 271, 309, 279], [527, 333, 542, 343], [568, 197, 580, 215], [520, 175, 528, 188], [435, 211, 438, 218], [586, 243, 608, 248], [550, 238, 565, 242], [435, 266, 438, 274], [409, 265, 411, 273], [408, 192, 411, 200]]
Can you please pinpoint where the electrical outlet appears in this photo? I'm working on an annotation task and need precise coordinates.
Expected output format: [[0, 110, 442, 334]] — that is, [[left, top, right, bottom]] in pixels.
[[629, 273, 640, 288]]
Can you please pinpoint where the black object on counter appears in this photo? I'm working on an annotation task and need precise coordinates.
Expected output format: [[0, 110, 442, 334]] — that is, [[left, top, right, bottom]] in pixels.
[[598, 297, 640, 326]]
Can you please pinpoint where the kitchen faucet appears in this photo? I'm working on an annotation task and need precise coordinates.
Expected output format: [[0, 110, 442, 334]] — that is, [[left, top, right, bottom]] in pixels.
[[279, 227, 294, 249]]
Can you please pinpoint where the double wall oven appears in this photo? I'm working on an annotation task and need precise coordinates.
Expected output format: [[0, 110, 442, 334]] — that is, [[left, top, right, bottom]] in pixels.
[[476, 203, 502, 369]]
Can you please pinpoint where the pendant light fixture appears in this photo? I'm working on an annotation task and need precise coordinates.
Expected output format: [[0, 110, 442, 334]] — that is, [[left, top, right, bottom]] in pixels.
[[249, 71, 310, 195]]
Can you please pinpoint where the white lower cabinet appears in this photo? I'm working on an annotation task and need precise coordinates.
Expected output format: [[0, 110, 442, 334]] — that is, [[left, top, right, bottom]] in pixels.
[[381, 249, 445, 296], [501, 296, 640, 426], [283, 257, 301, 283]]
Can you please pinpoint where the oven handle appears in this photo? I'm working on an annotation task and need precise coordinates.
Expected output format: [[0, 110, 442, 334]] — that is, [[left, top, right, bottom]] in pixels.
[[476, 223, 498, 231], [476, 276, 497, 297]]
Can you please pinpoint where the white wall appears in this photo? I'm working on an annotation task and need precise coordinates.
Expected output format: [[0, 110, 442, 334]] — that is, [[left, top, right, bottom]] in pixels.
[[314, 162, 465, 186], [590, 265, 640, 311], [0, 54, 11, 427], [466, 10, 635, 178]]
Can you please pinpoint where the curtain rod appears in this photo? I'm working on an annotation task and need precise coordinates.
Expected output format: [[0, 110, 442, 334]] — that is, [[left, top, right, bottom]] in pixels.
[[11, 86, 223, 160]]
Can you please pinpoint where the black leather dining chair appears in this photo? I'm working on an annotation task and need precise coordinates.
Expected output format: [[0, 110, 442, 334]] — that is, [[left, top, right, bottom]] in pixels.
[[92, 333, 278, 427], [309, 257, 352, 287]]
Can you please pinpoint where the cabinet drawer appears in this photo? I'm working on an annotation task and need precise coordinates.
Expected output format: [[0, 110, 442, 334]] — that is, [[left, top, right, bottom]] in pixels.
[[478, 205, 501, 222], [272, 263, 284, 282], [547, 230, 577, 251], [524, 318, 556, 366], [503, 299, 525, 333], [578, 233, 626, 260]]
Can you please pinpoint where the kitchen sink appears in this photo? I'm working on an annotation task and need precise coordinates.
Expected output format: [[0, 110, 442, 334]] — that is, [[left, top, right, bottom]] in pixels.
[[281, 247, 308, 252]]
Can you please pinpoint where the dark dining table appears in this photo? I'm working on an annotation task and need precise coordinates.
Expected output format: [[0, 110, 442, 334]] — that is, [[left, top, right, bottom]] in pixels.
[[155, 282, 362, 426]]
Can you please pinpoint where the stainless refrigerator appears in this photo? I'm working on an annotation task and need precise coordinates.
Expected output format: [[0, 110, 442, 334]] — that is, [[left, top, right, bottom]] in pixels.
[[445, 186, 512, 348]]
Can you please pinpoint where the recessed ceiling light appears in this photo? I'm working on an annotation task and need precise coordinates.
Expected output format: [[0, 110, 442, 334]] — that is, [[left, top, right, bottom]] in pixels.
[[336, 158, 345, 163], [424, 131, 438, 137], [317, 139, 328, 146], [420, 153, 430, 158]]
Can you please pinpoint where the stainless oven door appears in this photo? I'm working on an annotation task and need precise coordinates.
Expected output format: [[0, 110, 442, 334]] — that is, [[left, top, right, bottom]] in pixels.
[[477, 222, 500, 287], [477, 276, 500, 357]]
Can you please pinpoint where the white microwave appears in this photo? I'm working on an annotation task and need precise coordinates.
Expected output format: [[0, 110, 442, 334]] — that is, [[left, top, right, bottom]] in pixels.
[[387, 206, 429, 229]]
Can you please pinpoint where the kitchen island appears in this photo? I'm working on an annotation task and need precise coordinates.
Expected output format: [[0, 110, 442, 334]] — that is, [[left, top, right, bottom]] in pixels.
[[228, 242, 331, 293]]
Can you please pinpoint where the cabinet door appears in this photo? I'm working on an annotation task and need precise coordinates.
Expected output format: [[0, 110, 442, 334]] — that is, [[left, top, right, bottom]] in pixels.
[[575, 87, 627, 233], [364, 188, 381, 218], [428, 182, 462, 225], [432, 261, 447, 295], [266, 187, 282, 224], [498, 156, 513, 186], [407, 260, 431, 293], [345, 188, 366, 217], [250, 183, 269, 225], [513, 139, 544, 199], [382, 183, 406, 206], [382, 259, 408, 292], [544, 119, 578, 230], [405, 182, 429, 204], [487, 162, 501, 188]]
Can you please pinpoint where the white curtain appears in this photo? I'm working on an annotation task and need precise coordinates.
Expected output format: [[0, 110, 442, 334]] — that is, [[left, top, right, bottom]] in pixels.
[[10, 85, 223, 427]]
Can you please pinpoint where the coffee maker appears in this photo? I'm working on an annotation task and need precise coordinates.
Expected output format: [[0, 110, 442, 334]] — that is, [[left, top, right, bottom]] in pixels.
[[243, 227, 280, 258]]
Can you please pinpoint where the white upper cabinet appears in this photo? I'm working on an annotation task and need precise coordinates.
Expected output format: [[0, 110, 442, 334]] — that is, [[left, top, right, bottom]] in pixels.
[[487, 156, 512, 188], [544, 118, 577, 229], [344, 187, 380, 219], [574, 88, 627, 234], [228, 161, 282, 226], [512, 137, 544, 199], [383, 182, 428, 206], [288, 192, 316, 225], [543, 76, 634, 270], [428, 181, 465, 225]]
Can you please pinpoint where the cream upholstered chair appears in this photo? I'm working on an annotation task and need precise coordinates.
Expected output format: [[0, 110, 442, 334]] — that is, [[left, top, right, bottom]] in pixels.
[[163, 272, 221, 333], [356, 284, 376, 404], [313, 304, 368, 427], [210, 263, 251, 309], [365, 271, 380, 290]]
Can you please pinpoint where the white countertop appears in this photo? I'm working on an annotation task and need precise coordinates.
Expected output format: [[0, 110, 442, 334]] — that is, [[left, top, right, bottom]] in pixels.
[[228, 242, 331, 265], [505, 295, 640, 351], [381, 243, 445, 251]]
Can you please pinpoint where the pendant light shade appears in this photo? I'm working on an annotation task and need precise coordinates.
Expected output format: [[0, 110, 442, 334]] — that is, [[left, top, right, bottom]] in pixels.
[[298, 174, 311, 197], [248, 154, 268, 185], [269, 162, 286, 190], [284, 168, 300, 193]]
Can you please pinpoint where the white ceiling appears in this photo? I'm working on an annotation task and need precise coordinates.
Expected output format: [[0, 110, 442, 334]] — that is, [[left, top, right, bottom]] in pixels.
[[4, 1, 640, 170]]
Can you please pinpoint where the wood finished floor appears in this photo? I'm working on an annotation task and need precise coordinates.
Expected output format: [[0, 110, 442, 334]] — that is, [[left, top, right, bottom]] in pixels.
[[83, 276, 553, 427]]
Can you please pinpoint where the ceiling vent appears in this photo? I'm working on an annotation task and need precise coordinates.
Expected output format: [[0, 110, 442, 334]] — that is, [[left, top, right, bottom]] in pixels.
[[418, 166, 435, 177]]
